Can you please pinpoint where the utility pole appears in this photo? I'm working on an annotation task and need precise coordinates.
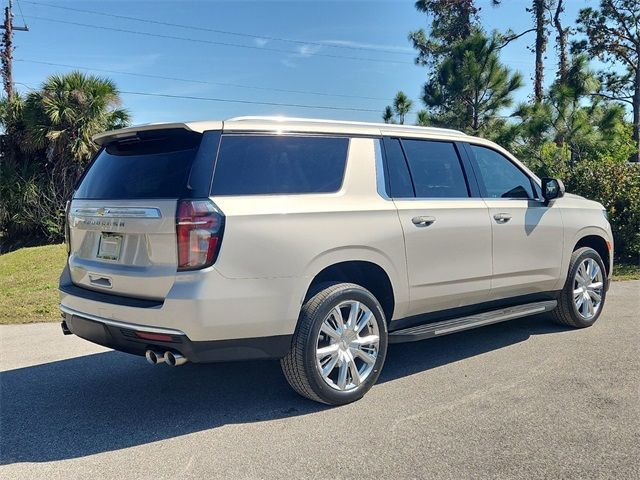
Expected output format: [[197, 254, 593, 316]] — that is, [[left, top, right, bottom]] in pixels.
[[1, 0, 28, 99]]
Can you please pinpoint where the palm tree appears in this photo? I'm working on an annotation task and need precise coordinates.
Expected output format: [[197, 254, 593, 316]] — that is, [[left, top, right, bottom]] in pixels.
[[24, 71, 129, 165], [382, 91, 414, 125], [416, 110, 430, 126], [393, 91, 413, 124], [382, 106, 395, 124], [17, 72, 130, 241]]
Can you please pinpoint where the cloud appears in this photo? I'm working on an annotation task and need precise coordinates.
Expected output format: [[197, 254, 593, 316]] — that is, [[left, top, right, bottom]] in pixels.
[[295, 44, 322, 58], [279, 43, 322, 68], [254, 38, 269, 47]]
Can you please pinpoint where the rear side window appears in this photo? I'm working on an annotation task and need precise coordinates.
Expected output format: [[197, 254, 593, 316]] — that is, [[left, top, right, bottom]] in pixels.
[[74, 129, 205, 200], [468, 145, 534, 199], [401, 139, 469, 198], [382, 137, 414, 198], [211, 135, 348, 195]]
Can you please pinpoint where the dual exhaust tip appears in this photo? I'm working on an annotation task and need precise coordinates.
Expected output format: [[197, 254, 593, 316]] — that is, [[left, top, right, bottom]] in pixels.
[[145, 349, 188, 367]]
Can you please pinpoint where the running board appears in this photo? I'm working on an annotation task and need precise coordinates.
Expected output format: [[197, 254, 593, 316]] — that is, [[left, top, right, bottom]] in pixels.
[[388, 300, 557, 344]]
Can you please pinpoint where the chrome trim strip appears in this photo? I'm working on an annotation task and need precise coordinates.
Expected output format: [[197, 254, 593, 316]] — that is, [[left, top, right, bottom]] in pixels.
[[391, 197, 488, 202], [60, 304, 185, 336], [71, 207, 162, 219]]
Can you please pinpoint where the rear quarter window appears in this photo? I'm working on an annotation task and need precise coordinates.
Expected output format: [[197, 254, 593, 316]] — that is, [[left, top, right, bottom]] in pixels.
[[210, 135, 349, 195]]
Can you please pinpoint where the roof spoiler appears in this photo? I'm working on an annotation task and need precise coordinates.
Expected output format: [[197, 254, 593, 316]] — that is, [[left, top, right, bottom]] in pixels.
[[92, 122, 199, 146]]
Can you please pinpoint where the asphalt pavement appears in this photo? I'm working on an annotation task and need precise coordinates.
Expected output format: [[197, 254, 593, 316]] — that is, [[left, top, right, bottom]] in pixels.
[[1, 281, 639, 480]]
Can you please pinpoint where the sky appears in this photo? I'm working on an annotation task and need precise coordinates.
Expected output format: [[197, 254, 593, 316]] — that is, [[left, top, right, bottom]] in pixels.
[[11, 0, 598, 125]]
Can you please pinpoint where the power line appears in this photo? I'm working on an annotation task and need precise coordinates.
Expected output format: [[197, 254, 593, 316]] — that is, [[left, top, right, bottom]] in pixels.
[[24, 15, 413, 65], [118, 90, 382, 113], [22, 0, 414, 57], [11, 81, 383, 113], [15, 58, 390, 101]]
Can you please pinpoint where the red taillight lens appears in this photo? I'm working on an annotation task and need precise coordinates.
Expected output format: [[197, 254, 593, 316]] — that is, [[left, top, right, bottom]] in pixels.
[[134, 331, 175, 342], [64, 200, 71, 255], [176, 199, 224, 271]]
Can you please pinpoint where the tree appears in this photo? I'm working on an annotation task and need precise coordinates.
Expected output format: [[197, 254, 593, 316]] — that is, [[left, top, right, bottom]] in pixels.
[[0, 71, 129, 246], [574, 0, 640, 162], [416, 109, 430, 126], [507, 55, 633, 172], [551, 0, 570, 82], [531, 0, 549, 102], [382, 106, 394, 124], [24, 71, 129, 165], [408, 0, 480, 68], [382, 91, 414, 124], [492, 0, 552, 102], [421, 32, 523, 135]]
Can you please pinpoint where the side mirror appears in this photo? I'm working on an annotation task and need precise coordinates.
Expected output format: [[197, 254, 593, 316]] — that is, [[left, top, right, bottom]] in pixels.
[[541, 177, 565, 204]]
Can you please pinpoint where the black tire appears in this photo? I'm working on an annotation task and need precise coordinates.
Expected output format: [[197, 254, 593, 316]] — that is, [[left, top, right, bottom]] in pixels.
[[552, 247, 607, 328], [280, 282, 388, 405]]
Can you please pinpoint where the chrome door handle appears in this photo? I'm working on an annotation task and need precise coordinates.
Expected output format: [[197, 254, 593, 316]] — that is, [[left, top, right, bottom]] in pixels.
[[412, 216, 436, 226], [493, 213, 512, 223]]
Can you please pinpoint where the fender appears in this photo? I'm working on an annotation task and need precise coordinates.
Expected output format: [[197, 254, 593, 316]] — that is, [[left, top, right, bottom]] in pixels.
[[553, 225, 613, 290], [285, 245, 410, 325]]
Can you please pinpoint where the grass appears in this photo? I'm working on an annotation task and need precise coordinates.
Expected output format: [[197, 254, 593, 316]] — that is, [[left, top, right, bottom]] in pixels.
[[0, 244, 67, 325], [0, 243, 638, 325], [612, 261, 640, 281]]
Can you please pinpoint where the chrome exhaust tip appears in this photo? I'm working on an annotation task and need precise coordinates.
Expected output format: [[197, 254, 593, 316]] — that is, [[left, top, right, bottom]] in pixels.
[[164, 351, 188, 367], [145, 350, 165, 365]]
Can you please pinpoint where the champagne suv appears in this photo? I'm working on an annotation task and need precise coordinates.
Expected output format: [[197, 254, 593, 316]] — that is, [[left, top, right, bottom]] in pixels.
[[60, 116, 613, 405]]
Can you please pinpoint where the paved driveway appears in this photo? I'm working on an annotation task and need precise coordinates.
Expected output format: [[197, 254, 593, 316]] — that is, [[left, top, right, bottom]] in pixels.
[[1, 281, 639, 479]]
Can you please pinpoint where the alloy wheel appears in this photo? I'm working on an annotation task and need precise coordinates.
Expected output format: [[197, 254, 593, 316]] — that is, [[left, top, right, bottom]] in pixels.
[[573, 258, 604, 320], [315, 301, 380, 391]]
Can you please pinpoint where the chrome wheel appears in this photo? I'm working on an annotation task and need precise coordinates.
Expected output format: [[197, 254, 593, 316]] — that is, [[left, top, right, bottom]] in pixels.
[[315, 300, 380, 392], [573, 258, 604, 320]]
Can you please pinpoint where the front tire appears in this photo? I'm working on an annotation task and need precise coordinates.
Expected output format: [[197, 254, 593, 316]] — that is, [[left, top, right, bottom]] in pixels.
[[552, 247, 607, 328], [281, 282, 388, 405]]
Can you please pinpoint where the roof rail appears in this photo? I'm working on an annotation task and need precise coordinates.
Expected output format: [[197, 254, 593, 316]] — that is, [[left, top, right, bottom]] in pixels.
[[226, 115, 466, 136]]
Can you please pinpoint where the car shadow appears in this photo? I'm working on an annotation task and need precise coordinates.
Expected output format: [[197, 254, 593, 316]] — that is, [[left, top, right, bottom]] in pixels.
[[0, 313, 568, 464]]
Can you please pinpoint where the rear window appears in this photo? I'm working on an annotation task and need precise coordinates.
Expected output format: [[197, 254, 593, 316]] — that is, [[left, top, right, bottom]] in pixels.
[[211, 135, 349, 195], [74, 129, 205, 200]]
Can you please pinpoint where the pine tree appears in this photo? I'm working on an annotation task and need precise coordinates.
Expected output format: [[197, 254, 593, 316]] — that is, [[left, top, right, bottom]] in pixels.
[[573, 0, 640, 162], [421, 32, 522, 135]]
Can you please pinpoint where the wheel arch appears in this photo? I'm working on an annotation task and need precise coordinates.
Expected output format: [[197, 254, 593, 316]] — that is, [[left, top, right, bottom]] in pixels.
[[298, 250, 405, 325], [573, 233, 612, 276]]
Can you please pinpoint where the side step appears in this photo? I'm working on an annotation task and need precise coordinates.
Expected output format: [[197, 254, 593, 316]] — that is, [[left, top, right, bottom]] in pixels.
[[388, 300, 557, 344]]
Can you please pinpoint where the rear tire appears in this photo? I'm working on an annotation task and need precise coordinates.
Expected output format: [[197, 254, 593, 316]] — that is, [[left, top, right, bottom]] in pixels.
[[280, 282, 388, 405], [552, 247, 607, 328]]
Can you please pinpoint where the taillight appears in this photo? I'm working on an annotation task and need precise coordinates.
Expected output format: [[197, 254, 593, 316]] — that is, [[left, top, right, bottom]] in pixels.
[[64, 200, 71, 255], [176, 199, 224, 271]]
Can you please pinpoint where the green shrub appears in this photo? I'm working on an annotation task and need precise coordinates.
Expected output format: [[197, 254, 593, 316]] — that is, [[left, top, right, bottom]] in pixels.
[[567, 156, 640, 261]]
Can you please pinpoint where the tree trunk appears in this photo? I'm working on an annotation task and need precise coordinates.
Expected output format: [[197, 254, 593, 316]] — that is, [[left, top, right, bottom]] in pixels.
[[533, 0, 546, 102], [633, 63, 640, 163], [553, 0, 568, 83]]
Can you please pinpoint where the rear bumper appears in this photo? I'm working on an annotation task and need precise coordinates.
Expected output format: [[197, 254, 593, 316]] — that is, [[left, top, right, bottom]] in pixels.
[[59, 264, 307, 342], [61, 306, 292, 362]]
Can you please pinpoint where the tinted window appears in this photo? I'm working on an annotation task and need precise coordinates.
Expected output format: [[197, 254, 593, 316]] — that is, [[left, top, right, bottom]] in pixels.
[[382, 137, 413, 197], [211, 135, 348, 195], [74, 129, 204, 199], [401, 140, 469, 198], [469, 145, 534, 199]]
